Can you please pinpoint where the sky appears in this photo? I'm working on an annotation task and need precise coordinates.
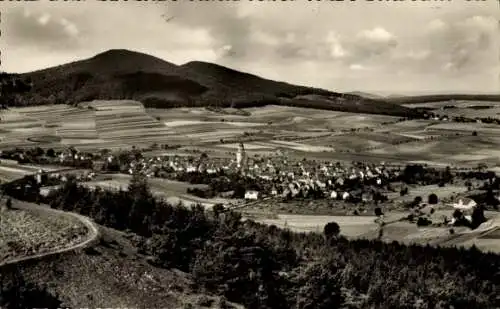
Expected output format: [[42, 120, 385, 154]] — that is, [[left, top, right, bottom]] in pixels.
[[0, 0, 499, 95]]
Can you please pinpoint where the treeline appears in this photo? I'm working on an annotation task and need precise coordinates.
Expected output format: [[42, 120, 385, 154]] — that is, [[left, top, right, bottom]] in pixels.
[[397, 164, 454, 185], [280, 98, 421, 118], [6, 174, 499, 309], [386, 94, 500, 105]]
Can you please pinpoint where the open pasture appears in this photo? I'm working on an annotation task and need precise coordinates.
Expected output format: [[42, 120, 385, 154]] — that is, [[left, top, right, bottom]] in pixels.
[[156, 105, 401, 131], [27, 135, 62, 144], [79, 100, 145, 111], [374, 120, 437, 135], [306, 132, 417, 152], [368, 134, 500, 166], [254, 214, 379, 237], [0, 165, 36, 182], [218, 142, 274, 150], [0, 163, 62, 182], [324, 113, 400, 129], [376, 222, 452, 244], [387, 184, 468, 204], [249, 140, 334, 153], [5, 101, 500, 168], [164, 120, 265, 128]]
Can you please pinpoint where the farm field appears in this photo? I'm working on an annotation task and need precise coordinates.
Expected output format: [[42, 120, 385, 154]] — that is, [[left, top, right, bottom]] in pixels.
[[367, 134, 500, 167], [149, 105, 401, 131], [253, 214, 379, 237], [0, 162, 63, 182], [0, 204, 89, 264], [39, 173, 238, 208], [306, 132, 417, 152], [248, 202, 500, 250], [244, 199, 380, 217], [3, 100, 500, 170], [387, 184, 469, 204], [434, 107, 500, 120], [402, 100, 500, 109], [426, 122, 500, 134]]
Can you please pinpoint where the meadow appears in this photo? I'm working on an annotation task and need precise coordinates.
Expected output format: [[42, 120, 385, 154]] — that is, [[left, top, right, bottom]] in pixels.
[[253, 214, 380, 236]]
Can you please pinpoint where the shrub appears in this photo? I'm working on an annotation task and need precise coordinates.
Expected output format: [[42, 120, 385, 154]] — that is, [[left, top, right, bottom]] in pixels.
[[417, 217, 432, 226], [324, 221, 340, 239], [428, 193, 438, 204]]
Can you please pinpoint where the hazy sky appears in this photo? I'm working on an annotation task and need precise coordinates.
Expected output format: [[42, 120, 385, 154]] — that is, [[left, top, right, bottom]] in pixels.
[[1, 0, 499, 94]]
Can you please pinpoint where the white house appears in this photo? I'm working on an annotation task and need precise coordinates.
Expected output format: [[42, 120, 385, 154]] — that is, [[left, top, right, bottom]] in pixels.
[[342, 192, 350, 200], [244, 190, 259, 200], [452, 198, 477, 211], [330, 191, 338, 199]]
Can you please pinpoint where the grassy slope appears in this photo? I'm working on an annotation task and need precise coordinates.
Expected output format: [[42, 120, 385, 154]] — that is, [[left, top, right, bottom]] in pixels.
[[0, 225, 243, 309], [15, 49, 416, 117], [0, 207, 88, 263]]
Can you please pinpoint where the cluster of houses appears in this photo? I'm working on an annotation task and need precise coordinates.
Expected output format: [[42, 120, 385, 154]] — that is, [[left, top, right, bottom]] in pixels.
[[106, 144, 404, 202], [245, 161, 401, 201]]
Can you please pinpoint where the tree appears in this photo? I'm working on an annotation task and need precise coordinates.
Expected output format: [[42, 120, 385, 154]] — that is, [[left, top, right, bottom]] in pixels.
[[295, 261, 344, 309], [128, 170, 151, 199], [428, 193, 438, 204], [471, 205, 486, 229], [417, 217, 431, 226], [453, 209, 463, 219], [414, 196, 423, 204], [46, 148, 55, 157], [324, 221, 340, 239], [212, 203, 225, 218], [374, 207, 383, 217], [5, 198, 12, 210]]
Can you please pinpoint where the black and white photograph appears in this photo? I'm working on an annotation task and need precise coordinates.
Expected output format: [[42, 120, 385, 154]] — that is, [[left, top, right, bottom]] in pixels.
[[0, 0, 499, 308]]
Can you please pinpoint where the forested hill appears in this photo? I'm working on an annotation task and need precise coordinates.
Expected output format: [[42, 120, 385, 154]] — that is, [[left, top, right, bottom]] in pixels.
[[4, 174, 499, 309], [5, 49, 418, 117]]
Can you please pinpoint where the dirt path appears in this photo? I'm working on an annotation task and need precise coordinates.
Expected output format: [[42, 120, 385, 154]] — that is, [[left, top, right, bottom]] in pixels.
[[0, 200, 100, 267]]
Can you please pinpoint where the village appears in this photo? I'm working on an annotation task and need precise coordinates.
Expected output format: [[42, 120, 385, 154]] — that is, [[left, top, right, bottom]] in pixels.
[[0, 141, 496, 236]]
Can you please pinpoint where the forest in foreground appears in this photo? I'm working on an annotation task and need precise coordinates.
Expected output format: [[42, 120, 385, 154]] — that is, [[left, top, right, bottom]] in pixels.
[[4, 173, 500, 309]]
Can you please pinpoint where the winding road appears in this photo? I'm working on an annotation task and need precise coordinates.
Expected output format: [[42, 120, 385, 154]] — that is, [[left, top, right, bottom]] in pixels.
[[0, 170, 100, 268]]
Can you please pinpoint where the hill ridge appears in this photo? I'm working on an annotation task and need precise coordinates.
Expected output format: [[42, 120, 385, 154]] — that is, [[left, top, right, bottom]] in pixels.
[[10, 48, 418, 117]]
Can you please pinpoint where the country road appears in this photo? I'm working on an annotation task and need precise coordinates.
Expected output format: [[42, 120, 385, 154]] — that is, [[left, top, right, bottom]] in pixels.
[[0, 199, 100, 268], [0, 167, 101, 268]]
